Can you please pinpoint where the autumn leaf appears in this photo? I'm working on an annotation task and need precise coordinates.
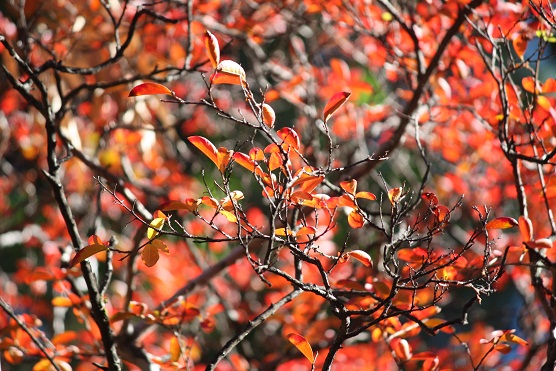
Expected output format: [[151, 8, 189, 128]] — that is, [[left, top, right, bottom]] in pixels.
[[519, 215, 534, 242], [170, 336, 181, 363], [348, 209, 365, 228], [486, 216, 518, 230], [141, 242, 160, 267], [340, 249, 373, 267], [212, 60, 247, 85], [390, 337, 412, 362], [388, 187, 404, 204], [188, 136, 218, 167], [69, 237, 109, 268], [277, 127, 300, 151], [261, 103, 276, 128], [340, 179, 357, 194], [512, 34, 528, 59], [324, 91, 351, 123], [204, 30, 220, 68], [286, 333, 315, 364], [147, 210, 167, 239], [51, 297, 73, 307], [129, 82, 173, 97]]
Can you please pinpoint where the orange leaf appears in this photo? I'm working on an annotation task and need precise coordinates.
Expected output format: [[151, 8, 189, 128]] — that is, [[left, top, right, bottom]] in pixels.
[[519, 215, 534, 242], [275, 227, 294, 237], [261, 103, 276, 128], [212, 60, 246, 86], [494, 344, 512, 354], [204, 30, 220, 68], [188, 136, 218, 167], [129, 82, 172, 97], [249, 147, 265, 162], [277, 127, 300, 151], [70, 243, 108, 267], [348, 209, 364, 228], [201, 196, 219, 208], [522, 76, 538, 94], [388, 187, 404, 204], [52, 331, 78, 345], [340, 179, 357, 194], [160, 198, 200, 212], [543, 78, 556, 93], [324, 91, 351, 123], [356, 191, 376, 201], [293, 175, 324, 193], [51, 297, 73, 307], [391, 338, 412, 362], [434, 205, 450, 223], [286, 333, 315, 364], [141, 242, 160, 267], [486, 216, 518, 230], [338, 194, 357, 208], [502, 332, 528, 346], [170, 336, 181, 363], [217, 147, 233, 173], [88, 235, 106, 246], [512, 35, 528, 59], [341, 250, 373, 267]]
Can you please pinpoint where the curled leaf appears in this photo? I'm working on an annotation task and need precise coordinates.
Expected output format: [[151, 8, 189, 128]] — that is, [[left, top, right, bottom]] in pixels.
[[340, 250, 373, 267], [348, 209, 364, 228], [486, 217, 518, 230], [129, 82, 172, 97], [519, 215, 534, 242], [340, 179, 357, 194], [212, 60, 246, 86], [204, 30, 220, 68], [324, 91, 351, 123], [286, 333, 315, 364], [391, 338, 412, 362], [277, 127, 300, 151]]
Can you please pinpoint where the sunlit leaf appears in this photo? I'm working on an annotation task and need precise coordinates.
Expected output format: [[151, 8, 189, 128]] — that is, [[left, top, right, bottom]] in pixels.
[[286, 333, 315, 364], [212, 60, 246, 86], [293, 175, 324, 193], [233, 152, 264, 176], [519, 215, 534, 242], [160, 198, 200, 212], [219, 209, 238, 223], [324, 91, 351, 123], [486, 217, 518, 230], [422, 357, 440, 371], [512, 35, 528, 59], [522, 76, 538, 94], [543, 78, 556, 93], [204, 30, 220, 68], [391, 338, 412, 362], [388, 187, 404, 204], [296, 226, 316, 238], [356, 191, 376, 201], [142, 242, 160, 267], [216, 147, 233, 173], [277, 127, 300, 151], [69, 243, 108, 268], [51, 297, 73, 307], [422, 192, 439, 206], [147, 213, 166, 240], [201, 196, 219, 208], [129, 82, 173, 97], [341, 250, 373, 267], [502, 332, 528, 346], [33, 359, 72, 371], [128, 301, 148, 316], [261, 103, 276, 128], [275, 228, 294, 236], [340, 179, 357, 194], [170, 336, 181, 363], [249, 147, 265, 162], [348, 209, 364, 228], [188, 136, 218, 167]]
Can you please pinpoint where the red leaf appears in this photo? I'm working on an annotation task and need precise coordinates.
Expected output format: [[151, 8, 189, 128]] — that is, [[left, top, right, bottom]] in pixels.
[[70, 243, 108, 267], [519, 215, 534, 242], [188, 136, 218, 167], [486, 217, 518, 230], [391, 338, 412, 362], [512, 35, 528, 59], [204, 30, 220, 68], [324, 91, 351, 123], [286, 333, 315, 364], [129, 82, 172, 97], [341, 249, 373, 267], [277, 127, 300, 151]]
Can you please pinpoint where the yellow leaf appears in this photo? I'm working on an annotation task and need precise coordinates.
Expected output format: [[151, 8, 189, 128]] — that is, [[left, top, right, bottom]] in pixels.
[[147, 217, 166, 240]]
